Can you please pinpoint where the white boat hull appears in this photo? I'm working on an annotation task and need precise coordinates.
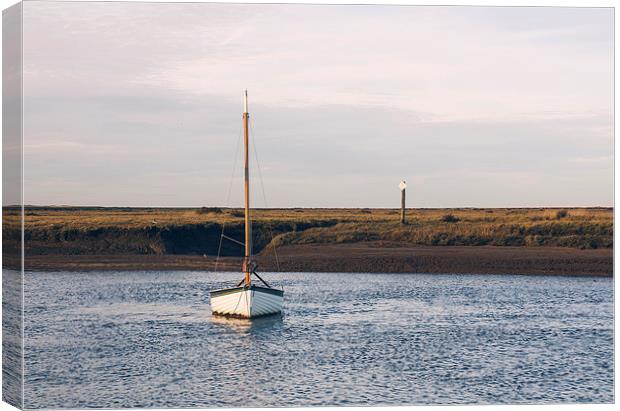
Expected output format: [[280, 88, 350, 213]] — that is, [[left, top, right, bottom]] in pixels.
[[210, 285, 283, 318]]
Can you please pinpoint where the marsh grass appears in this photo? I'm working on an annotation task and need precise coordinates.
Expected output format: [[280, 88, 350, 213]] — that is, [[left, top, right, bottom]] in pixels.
[[4, 206, 613, 255]]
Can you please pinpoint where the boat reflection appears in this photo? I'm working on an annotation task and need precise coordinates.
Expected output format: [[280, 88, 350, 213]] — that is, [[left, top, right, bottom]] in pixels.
[[210, 313, 284, 335]]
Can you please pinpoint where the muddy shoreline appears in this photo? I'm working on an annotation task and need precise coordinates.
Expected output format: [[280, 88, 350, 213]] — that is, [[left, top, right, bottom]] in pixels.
[[14, 243, 613, 277]]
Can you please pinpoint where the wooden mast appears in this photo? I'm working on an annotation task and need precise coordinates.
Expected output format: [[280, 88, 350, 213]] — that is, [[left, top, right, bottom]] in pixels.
[[243, 90, 252, 286]]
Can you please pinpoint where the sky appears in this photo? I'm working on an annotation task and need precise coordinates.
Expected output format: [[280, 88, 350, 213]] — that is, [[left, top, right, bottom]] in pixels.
[[19, 2, 614, 207]]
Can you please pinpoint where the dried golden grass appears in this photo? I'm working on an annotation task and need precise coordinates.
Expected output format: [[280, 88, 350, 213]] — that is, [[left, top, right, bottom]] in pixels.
[[4, 206, 613, 250]]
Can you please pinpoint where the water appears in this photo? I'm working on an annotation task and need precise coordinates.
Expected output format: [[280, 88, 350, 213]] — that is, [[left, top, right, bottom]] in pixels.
[[16, 271, 614, 408]]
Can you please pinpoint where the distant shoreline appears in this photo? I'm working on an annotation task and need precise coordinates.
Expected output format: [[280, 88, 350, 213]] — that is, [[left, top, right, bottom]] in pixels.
[[11, 243, 613, 277], [4, 207, 612, 276]]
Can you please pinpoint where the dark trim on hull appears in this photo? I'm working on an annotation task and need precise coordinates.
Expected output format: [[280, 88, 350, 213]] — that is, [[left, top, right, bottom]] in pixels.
[[210, 286, 245, 298], [210, 284, 284, 298], [251, 285, 284, 297]]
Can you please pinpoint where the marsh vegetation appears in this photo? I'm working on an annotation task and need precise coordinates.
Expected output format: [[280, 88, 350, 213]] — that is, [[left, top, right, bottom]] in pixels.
[[3, 206, 612, 258]]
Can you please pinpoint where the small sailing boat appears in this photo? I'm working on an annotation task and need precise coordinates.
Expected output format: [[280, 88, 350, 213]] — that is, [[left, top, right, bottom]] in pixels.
[[210, 91, 284, 318]]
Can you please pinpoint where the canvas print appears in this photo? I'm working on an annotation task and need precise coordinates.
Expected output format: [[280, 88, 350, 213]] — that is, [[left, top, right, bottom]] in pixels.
[[2, 1, 614, 409]]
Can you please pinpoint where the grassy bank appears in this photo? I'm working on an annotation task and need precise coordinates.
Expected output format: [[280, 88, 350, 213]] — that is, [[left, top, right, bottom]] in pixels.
[[273, 208, 613, 249], [2, 207, 613, 260]]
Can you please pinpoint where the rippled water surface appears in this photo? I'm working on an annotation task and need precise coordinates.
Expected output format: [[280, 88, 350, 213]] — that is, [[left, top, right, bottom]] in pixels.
[[22, 271, 613, 408]]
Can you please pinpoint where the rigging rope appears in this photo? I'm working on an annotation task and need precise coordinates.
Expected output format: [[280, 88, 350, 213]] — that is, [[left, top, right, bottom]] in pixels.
[[214, 120, 243, 273], [249, 118, 282, 272]]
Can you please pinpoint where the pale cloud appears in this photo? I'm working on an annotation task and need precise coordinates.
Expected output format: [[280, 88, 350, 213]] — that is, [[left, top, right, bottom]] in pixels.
[[23, 140, 129, 156], [19, 2, 613, 207], [129, 5, 612, 122], [567, 156, 614, 165]]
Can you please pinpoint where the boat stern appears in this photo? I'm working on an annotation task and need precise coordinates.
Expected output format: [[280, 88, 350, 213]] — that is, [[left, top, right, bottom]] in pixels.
[[210, 285, 283, 318]]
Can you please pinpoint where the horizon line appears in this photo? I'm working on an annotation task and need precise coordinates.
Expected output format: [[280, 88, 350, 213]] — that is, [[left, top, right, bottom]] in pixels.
[[3, 204, 614, 210]]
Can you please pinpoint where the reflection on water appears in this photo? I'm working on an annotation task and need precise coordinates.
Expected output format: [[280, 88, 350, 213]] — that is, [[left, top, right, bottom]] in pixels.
[[20, 271, 614, 408], [210, 314, 284, 335]]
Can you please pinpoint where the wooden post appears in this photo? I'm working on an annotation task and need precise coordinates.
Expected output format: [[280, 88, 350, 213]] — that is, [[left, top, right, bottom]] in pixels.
[[399, 180, 407, 224], [243, 90, 252, 287], [401, 189, 406, 224]]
